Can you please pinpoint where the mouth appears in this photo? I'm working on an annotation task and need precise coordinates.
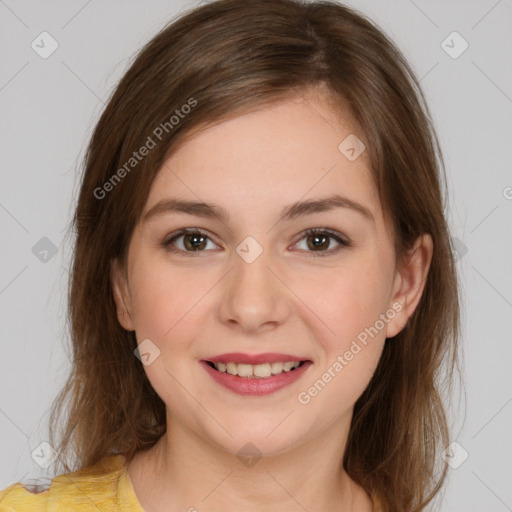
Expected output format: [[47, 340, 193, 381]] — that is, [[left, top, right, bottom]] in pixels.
[[204, 360, 307, 378], [199, 354, 312, 395]]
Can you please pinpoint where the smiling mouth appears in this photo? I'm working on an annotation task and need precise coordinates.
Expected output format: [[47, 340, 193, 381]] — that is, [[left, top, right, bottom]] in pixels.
[[205, 360, 307, 379]]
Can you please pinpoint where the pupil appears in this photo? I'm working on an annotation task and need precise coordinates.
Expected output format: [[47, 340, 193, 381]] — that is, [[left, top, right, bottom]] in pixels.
[[186, 234, 206, 251], [309, 234, 327, 250]]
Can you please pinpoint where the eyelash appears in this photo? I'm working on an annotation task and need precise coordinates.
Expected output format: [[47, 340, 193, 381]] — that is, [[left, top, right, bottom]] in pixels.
[[161, 228, 351, 258]]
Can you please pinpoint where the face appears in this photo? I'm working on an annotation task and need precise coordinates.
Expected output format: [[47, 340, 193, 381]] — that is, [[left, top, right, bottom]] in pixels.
[[111, 89, 430, 458]]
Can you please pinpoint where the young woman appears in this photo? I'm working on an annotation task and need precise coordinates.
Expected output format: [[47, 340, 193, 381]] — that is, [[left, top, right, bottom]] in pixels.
[[0, 0, 460, 510]]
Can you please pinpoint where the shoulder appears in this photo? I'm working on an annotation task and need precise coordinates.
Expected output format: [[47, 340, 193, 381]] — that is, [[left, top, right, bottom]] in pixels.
[[0, 454, 126, 512], [0, 481, 50, 512]]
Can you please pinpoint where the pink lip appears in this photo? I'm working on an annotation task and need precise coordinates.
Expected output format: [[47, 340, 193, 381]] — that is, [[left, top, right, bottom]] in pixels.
[[205, 352, 309, 365], [200, 360, 313, 396]]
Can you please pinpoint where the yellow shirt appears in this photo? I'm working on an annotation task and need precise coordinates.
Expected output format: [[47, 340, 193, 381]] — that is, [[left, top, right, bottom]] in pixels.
[[0, 454, 144, 512], [0, 453, 384, 511]]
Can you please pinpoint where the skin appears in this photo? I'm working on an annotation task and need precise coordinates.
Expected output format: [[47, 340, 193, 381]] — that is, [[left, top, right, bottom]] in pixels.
[[111, 88, 433, 512]]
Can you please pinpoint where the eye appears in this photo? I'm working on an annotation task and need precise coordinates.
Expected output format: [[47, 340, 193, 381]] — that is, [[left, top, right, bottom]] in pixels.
[[292, 228, 351, 257], [162, 227, 351, 258], [162, 228, 219, 256]]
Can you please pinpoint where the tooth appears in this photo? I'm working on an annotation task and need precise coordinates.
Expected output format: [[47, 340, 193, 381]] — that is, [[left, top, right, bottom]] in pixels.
[[237, 364, 253, 377], [213, 361, 303, 377], [253, 363, 272, 378], [270, 362, 285, 375], [226, 362, 238, 375]]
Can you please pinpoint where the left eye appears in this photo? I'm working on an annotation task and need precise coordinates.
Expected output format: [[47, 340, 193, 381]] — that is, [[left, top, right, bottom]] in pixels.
[[293, 228, 350, 256], [162, 228, 350, 257]]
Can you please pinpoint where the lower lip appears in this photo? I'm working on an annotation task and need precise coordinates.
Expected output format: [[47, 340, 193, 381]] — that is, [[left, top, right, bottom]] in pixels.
[[200, 360, 312, 395]]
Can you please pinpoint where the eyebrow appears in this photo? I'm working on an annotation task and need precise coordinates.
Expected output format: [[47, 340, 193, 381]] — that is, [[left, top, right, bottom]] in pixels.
[[142, 193, 374, 224]]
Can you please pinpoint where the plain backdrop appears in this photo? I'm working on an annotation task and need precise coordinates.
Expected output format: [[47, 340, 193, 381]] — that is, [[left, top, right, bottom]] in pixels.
[[1, 1, 511, 510]]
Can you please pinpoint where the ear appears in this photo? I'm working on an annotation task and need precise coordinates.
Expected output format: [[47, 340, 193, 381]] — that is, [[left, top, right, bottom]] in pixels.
[[385, 233, 433, 338], [110, 258, 136, 331]]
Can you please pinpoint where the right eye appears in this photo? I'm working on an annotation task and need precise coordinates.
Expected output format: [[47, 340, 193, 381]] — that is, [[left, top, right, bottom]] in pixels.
[[162, 228, 219, 256]]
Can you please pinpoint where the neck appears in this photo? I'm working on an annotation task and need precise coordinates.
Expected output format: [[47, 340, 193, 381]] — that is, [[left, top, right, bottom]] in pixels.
[[127, 413, 373, 512]]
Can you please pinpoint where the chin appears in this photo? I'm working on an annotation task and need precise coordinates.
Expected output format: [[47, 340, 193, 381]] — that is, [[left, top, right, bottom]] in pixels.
[[205, 421, 306, 462]]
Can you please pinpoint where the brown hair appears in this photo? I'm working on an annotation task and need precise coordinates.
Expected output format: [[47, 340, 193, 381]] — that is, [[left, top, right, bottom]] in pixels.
[[49, 0, 461, 510]]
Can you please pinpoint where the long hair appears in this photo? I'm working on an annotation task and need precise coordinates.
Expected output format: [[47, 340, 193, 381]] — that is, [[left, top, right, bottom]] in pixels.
[[48, 1, 461, 510]]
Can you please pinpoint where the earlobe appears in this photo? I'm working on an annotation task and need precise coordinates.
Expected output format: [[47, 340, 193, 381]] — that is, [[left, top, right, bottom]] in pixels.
[[385, 233, 433, 339], [110, 258, 135, 331]]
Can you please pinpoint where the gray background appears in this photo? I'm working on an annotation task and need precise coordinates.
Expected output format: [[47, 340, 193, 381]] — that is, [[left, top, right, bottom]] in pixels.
[[1, 1, 511, 510]]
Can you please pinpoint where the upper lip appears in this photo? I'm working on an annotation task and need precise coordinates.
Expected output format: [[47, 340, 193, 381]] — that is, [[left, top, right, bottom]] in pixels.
[[204, 353, 310, 365]]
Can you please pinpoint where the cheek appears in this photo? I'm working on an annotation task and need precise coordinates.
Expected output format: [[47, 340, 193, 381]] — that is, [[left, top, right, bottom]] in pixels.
[[293, 255, 391, 408], [296, 338, 385, 429], [129, 258, 202, 340], [127, 262, 206, 413], [297, 253, 393, 349], [295, 265, 388, 419]]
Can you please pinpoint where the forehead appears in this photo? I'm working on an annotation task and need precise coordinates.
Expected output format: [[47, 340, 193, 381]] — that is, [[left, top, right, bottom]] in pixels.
[[143, 91, 381, 226]]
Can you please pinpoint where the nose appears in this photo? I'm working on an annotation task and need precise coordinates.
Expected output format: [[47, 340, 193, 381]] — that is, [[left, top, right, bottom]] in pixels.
[[217, 245, 292, 334]]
